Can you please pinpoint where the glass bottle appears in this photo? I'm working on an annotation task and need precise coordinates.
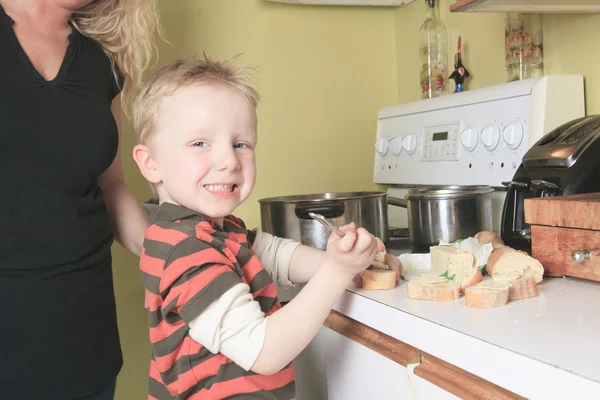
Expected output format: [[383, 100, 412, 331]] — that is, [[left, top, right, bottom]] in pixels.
[[419, 0, 449, 99], [505, 12, 544, 82]]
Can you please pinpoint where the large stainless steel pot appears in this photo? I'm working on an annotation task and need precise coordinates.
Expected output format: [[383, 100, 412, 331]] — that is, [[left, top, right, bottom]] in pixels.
[[259, 192, 388, 250], [258, 186, 493, 250], [389, 185, 494, 247]]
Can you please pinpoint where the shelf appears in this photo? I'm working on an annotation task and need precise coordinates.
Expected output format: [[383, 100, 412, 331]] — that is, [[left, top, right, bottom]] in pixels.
[[450, 0, 600, 13], [266, 0, 415, 6]]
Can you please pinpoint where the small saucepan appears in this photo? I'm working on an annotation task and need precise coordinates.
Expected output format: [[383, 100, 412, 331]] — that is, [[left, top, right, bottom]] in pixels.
[[387, 185, 494, 248]]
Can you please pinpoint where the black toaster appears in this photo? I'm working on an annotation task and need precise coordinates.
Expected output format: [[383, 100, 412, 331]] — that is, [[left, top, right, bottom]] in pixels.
[[501, 114, 600, 253]]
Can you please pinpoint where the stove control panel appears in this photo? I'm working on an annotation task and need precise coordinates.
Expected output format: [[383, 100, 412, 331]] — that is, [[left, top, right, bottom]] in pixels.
[[374, 75, 585, 187], [421, 122, 461, 162]]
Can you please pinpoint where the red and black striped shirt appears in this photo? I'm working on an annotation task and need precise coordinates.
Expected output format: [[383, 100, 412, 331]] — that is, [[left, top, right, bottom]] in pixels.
[[140, 202, 295, 400]]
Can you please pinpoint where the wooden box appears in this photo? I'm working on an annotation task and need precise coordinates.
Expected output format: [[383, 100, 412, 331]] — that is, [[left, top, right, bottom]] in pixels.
[[524, 193, 600, 282]]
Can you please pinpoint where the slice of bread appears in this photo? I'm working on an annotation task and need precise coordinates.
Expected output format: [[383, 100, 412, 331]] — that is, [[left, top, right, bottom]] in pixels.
[[407, 275, 460, 302], [493, 275, 539, 301], [360, 269, 397, 290], [430, 245, 481, 292], [464, 279, 510, 309], [486, 247, 544, 283], [474, 231, 505, 250]]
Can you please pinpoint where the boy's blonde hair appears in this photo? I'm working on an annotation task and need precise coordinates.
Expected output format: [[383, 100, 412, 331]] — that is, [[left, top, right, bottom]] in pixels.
[[133, 55, 261, 145]]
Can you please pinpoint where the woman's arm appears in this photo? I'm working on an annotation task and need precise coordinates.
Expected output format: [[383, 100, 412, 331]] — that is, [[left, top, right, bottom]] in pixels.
[[98, 95, 149, 256]]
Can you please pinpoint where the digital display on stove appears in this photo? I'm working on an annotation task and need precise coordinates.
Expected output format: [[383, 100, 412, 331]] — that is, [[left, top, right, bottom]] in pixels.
[[432, 131, 448, 141]]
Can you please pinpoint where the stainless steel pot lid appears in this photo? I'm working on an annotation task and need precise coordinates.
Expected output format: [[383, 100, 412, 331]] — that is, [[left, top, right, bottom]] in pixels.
[[405, 185, 493, 200], [258, 191, 387, 204]]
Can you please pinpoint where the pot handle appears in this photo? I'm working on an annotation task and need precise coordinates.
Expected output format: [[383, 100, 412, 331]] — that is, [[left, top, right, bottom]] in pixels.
[[295, 201, 345, 220], [388, 196, 408, 208]]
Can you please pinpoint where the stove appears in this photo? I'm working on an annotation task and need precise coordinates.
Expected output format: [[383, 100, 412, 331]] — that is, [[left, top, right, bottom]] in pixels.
[[387, 239, 430, 256], [387, 229, 431, 255], [374, 75, 585, 243]]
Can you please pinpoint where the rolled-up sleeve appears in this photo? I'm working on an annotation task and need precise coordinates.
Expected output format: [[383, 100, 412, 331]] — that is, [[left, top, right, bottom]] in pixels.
[[251, 229, 301, 287], [188, 283, 269, 371]]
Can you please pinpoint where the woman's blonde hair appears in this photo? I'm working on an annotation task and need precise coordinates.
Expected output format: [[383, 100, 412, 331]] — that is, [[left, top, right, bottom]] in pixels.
[[72, 0, 161, 109]]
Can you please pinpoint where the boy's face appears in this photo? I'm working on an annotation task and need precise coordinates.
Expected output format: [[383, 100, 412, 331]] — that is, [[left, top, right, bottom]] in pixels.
[[144, 84, 257, 225]]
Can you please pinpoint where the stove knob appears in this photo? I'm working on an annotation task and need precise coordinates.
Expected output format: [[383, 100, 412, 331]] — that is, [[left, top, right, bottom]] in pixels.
[[375, 137, 388, 156], [402, 134, 417, 154], [460, 127, 479, 152], [503, 121, 524, 150], [389, 137, 402, 156], [481, 124, 501, 151]]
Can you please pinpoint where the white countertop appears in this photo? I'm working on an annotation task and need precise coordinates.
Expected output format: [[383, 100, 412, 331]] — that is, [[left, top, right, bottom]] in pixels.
[[333, 275, 600, 399]]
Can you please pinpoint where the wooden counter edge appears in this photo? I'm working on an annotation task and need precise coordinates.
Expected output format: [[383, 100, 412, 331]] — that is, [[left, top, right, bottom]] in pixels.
[[324, 309, 526, 400]]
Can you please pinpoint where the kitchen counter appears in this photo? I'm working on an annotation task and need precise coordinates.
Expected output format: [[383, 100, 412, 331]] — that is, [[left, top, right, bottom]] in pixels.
[[329, 240, 600, 399]]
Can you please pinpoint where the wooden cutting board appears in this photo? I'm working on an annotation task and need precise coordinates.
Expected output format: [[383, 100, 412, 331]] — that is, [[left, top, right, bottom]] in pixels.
[[524, 193, 600, 282], [524, 193, 600, 231]]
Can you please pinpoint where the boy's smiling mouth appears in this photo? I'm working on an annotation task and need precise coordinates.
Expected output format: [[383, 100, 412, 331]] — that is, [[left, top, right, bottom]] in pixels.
[[203, 184, 238, 193]]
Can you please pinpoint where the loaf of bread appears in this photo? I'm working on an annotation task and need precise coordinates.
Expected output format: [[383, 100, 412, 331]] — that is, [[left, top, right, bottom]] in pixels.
[[407, 275, 461, 302], [485, 246, 544, 283], [493, 275, 539, 301], [464, 279, 510, 309], [474, 231, 505, 249], [430, 245, 481, 292], [360, 269, 397, 290]]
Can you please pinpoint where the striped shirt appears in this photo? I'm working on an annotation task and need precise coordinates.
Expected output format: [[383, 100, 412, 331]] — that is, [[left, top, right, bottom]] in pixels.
[[140, 202, 295, 400]]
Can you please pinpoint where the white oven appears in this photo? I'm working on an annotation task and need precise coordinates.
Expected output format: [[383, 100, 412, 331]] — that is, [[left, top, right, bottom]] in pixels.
[[374, 75, 585, 233]]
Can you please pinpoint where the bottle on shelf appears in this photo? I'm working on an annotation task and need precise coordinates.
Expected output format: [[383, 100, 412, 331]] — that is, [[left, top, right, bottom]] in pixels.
[[419, 0, 449, 99]]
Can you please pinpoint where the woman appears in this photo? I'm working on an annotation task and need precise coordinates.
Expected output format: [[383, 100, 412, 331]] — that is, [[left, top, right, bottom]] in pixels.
[[0, 0, 159, 399]]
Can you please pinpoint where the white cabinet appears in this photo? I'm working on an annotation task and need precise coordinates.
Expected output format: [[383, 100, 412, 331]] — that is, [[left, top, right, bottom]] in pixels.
[[325, 328, 408, 399], [321, 308, 534, 399], [325, 329, 459, 400], [294, 326, 329, 400]]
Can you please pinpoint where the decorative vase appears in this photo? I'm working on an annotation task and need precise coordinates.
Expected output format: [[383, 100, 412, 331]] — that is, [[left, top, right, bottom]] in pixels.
[[505, 13, 543, 82]]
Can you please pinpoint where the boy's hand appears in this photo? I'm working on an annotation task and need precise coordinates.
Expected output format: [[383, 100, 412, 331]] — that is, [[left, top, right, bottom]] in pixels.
[[352, 253, 403, 288], [322, 222, 384, 279]]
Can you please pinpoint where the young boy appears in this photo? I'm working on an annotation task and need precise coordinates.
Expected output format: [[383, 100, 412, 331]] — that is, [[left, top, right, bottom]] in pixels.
[[132, 56, 395, 400]]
